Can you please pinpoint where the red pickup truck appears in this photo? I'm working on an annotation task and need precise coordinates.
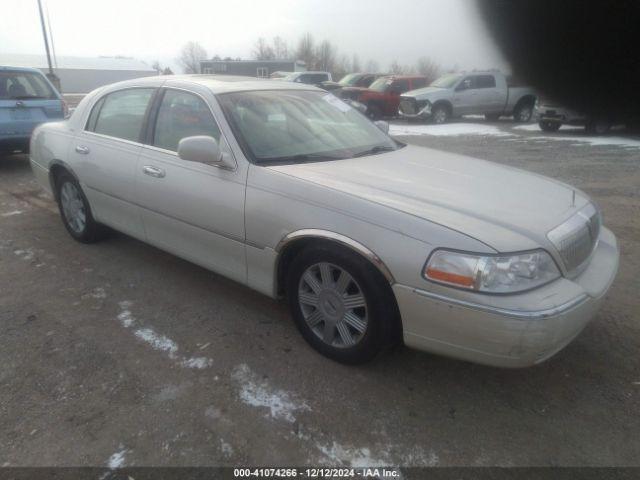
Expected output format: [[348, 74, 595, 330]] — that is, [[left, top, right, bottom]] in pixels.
[[337, 75, 428, 119]]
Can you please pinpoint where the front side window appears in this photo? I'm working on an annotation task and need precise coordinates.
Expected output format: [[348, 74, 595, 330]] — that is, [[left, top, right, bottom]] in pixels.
[[390, 79, 410, 93], [89, 88, 154, 142], [0, 71, 56, 100], [153, 89, 221, 152], [369, 77, 392, 92], [430, 74, 463, 89], [218, 90, 398, 164]]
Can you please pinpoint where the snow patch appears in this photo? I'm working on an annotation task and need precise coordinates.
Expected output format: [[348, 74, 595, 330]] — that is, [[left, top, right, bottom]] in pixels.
[[82, 287, 107, 300], [390, 122, 513, 137], [526, 134, 640, 149], [232, 364, 310, 423], [13, 249, 34, 261], [316, 442, 390, 468], [116, 301, 212, 369], [107, 448, 127, 469], [1, 210, 23, 217], [220, 439, 234, 457]]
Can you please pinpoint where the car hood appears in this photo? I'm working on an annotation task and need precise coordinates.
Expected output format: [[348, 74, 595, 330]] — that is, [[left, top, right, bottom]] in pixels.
[[266, 145, 589, 252], [402, 86, 449, 99]]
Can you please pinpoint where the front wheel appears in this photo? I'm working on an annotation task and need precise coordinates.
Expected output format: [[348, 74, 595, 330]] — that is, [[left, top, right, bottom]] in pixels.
[[539, 120, 561, 132], [585, 119, 611, 135], [286, 244, 399, 364], [431, 105, 449, 124], [55, 172, 108, 243]]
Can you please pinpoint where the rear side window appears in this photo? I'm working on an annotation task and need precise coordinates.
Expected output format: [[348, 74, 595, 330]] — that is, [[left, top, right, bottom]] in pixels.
[[391, 79, 410, 93], [88, 88, 154, 142], [476, 75, 496, 88], [0, 70, 56, 100], [153, 89, 221, 152]]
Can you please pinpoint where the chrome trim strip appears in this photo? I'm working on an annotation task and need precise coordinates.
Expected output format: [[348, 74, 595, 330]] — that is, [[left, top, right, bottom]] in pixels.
[[275, 229, 395, 283], [412, 288, 589, 320]]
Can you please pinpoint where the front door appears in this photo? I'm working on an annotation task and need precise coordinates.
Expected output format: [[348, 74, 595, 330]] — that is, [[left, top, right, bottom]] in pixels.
[[135, 88, 246, 284]]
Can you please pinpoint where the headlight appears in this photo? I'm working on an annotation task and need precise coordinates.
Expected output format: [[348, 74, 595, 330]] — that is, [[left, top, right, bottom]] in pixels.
[[424, 249, 561, 293]]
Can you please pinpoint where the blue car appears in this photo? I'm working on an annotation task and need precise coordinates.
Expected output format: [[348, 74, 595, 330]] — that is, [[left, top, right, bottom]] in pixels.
[[1, 66, 66, 155]]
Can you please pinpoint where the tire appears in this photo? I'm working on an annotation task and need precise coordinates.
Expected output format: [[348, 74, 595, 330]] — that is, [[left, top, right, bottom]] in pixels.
[[367, 103, 383, 120], [539, 120, 561, 132], [286, 243, 400, 364], [55, 172, 108, 243], [431, 104, 449, 124], [585, 119, 611, 135], [485, 113, 501, 121], [513, 102, 534, 122]]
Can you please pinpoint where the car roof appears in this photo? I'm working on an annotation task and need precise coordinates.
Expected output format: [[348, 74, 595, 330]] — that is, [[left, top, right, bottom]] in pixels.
[[0, 65, 45, 74], [99, 74, 323, 95]]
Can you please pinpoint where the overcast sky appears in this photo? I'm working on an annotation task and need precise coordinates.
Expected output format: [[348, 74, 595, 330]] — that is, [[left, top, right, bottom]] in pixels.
[[1, 0, 509, 73]]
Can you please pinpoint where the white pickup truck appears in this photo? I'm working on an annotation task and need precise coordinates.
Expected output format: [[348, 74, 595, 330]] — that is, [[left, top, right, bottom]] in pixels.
[[398, 71, 537, 124]]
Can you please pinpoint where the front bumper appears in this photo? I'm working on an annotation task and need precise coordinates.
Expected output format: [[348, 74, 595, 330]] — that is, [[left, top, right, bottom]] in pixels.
[[395, 227, 619, 367], [398, 99, 432, 119]]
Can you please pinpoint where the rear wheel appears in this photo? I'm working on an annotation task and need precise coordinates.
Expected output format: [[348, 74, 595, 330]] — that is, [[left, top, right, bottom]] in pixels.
[[539, 120, 561, 132], [514, 102, 534, 122], [286, 244, 399, 364], [55, 172, 108, 243], [367, 103, 383, 120]]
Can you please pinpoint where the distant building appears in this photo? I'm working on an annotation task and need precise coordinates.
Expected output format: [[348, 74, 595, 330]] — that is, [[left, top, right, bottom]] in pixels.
[[0, 53, 156, 94], [199, 59, 306, 78]]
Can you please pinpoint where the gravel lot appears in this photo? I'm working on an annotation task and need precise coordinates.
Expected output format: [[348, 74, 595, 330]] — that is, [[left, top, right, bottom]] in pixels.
[[1, 119, 639, 468]]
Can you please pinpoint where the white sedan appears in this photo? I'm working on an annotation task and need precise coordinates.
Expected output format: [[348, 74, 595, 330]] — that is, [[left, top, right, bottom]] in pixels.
[[29, 75, 619, 367]]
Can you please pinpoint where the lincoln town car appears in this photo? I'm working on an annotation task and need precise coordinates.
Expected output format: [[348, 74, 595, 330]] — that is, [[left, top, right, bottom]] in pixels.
[[29, 75, 619, 366]]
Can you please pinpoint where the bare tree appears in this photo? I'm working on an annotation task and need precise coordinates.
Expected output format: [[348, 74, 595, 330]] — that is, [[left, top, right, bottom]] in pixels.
[[333, 54, 351, 81], [253, 37, 275, 61], [152, 60, 162, 74], [296, 33, 316, 69], [365, 59, 380, 73], [415, 56, 441, 83], [178, 41, 207, 74], [389, 60, 403, 74], [273, 36, 290, 59], [351, 54, 361, 72], [315, 40, 336, 72]]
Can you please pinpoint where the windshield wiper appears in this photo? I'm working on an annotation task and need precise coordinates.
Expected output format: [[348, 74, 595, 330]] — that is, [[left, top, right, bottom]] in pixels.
[[259, 153, 347, 164], [352, 145, 396, 158]]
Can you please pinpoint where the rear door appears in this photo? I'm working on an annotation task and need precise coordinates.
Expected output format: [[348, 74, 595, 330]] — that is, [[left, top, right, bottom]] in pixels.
[[69, 87, 156, 239], [475, 74, 503, 113], [0, 69, 63, 141]]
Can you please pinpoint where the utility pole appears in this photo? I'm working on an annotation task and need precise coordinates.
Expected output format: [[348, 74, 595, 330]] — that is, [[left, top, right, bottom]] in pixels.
[[36, 0, 61, 90]]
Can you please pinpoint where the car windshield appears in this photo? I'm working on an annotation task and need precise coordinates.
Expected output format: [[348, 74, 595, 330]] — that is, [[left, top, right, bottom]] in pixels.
[[0, 70, 56, 100], [368, 77, 392, 92], [218, 90, 398, 164], [430, 74, 463, 89], [338, 74, 359, 86]]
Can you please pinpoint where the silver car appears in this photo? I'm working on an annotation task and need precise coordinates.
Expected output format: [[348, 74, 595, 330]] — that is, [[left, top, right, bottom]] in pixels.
[[29, 75, 619, 367]]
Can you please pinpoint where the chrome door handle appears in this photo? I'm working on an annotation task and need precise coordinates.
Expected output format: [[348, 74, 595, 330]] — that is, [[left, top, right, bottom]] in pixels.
[[75, 145, 90, 154], [142, 165, 166, 178]]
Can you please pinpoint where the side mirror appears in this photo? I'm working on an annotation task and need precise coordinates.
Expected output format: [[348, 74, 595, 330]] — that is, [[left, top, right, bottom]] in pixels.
[[374, 120, 390, 134], [178, 136, 234, 169]]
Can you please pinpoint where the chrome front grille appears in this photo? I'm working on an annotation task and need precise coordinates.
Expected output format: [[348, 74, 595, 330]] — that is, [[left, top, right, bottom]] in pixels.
[[547, 204, 601, 273], [399, 98, 416, 115]]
